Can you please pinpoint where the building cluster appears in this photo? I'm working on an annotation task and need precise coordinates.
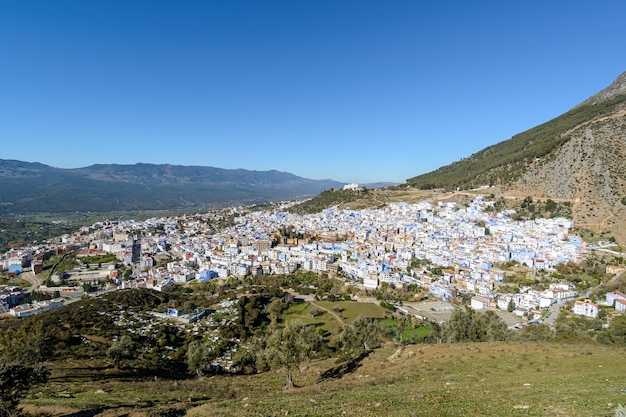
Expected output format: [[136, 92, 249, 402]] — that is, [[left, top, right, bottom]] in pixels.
[[3, 197, 624, 320], [7, 298, 65, 318], [0, 286, 28, 314], [70, 198, 586, 313]]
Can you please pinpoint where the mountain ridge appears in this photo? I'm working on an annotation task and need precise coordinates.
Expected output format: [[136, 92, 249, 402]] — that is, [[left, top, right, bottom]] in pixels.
[[0, 161, 344, 213], [575, 70, 626, 107]]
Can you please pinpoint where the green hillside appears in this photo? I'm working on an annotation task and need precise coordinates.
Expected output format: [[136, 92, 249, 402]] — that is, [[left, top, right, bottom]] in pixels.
[[288, 187, 372, 214], [4, 280, 626, 417], [405, 94, 626, 190]]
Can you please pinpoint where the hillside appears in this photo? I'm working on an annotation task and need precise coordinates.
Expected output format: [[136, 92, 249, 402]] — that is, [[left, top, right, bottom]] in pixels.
[[0, 161, 343, 213], [404, 71, 626, 242], [18, 342, 626, 417], [7, 283, 626, 417]]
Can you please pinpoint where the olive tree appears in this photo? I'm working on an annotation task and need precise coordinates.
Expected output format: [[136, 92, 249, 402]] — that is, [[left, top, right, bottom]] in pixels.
[[107, 335, 137, 370], [338, 316, 383, 358], [257, 320, 321, 390], [442, 307, 509, 343], [0, 363, 49, 417], [0, 320, 50, 417]]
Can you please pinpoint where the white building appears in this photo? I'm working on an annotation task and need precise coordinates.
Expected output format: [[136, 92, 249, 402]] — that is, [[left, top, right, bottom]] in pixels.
[[471, 295, 490, 310], [572, 299, 598, 318]]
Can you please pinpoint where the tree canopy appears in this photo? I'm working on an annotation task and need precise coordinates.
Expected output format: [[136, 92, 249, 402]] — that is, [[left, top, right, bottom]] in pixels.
[[257, 320, 321, 389], [338, 316, 383, 358], [0, 320, 50, 417], [442, 308, 509, 343], [107, 335, 137, 370]]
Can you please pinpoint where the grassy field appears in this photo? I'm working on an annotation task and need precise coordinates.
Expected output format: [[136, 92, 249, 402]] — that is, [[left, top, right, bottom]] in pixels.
[[21, 341, 626, 417], [282, 300, 389, 336]]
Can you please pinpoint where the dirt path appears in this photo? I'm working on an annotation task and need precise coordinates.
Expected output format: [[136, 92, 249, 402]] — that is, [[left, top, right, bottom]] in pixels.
[[310, 301, 344, 325]]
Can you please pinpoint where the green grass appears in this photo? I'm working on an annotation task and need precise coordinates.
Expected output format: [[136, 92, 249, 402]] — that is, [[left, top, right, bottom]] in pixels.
[[282, 301, 389, 336], [23, 342, 626, 417], [0, 276, 31, 288], [317, 300, 387, 321], [401, 325, 431, 341]]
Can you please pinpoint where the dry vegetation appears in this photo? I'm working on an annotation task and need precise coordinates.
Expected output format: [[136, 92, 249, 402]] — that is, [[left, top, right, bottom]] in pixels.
[[21, 341, 626, 417]]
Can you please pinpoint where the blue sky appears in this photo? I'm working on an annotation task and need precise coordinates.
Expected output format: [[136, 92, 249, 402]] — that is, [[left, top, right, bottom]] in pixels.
[[1, 1, 625, 184]]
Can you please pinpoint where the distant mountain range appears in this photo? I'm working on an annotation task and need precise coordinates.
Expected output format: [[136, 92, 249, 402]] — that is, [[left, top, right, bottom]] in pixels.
[[0, 161, 344, 213]]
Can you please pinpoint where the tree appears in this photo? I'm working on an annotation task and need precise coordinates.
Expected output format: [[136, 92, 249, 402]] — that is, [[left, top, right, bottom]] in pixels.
[[0, 320, 50, 417], [338, 316, 383, 358], [597, 315, 626, 346], [517, 323, 554, 342], [258, 321, 321, 390], [0, 320, 51, 364], [442, 307, 509, 343], [266, 299, 285, 329], [507, 299, 515, 312], [186, 339, 223, 377], [442, 307, 476, 343], [476, 310, 509, 342], [232, 336, 267, 375], [0, 363, 49, 417], [555, 315, 602, 342], [107, 335, 136, 369]]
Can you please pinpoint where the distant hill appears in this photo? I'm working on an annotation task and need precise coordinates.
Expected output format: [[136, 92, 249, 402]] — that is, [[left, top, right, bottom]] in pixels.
[[404, 70, 626, 241], [0, 161, 344, 213]]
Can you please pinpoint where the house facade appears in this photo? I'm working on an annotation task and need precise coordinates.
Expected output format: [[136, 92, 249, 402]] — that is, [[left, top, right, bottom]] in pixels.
[[572, 299, 598, 318]]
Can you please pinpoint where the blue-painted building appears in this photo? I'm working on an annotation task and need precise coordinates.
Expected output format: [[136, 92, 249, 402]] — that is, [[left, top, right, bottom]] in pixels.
[[8, 264, 22, 275]]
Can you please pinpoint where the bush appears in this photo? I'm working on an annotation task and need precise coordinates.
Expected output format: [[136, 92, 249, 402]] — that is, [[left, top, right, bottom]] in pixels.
[[380, 301, 396, 312]]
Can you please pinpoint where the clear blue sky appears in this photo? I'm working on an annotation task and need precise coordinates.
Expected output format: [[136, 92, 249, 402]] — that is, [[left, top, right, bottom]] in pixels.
[[1, 1, 625, 184]]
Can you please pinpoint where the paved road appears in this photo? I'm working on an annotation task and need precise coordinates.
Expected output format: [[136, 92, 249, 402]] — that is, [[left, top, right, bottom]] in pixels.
[[538, 303, 561, 326], [21, 268, 41, 289]]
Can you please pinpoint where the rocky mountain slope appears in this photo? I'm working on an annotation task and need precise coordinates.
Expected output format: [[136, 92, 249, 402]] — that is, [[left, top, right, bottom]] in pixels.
[[406, 71, 626, 242], [511, 73, 626, 240]]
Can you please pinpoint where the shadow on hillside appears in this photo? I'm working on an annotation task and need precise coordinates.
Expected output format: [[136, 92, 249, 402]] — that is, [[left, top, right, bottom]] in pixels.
[[50, 364, 188, 382], [59, 411, 99, 417], [317, 352, 369, 382]]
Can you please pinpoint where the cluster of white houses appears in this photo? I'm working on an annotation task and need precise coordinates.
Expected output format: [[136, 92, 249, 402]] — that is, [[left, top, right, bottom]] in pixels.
[[2, 197, 625, 320], [76, 198, 586, 312], [7, 298, 65, 318]]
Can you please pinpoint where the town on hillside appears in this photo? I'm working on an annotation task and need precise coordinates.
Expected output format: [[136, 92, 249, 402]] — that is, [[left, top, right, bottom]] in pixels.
[[2, 196, 625, 323]]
